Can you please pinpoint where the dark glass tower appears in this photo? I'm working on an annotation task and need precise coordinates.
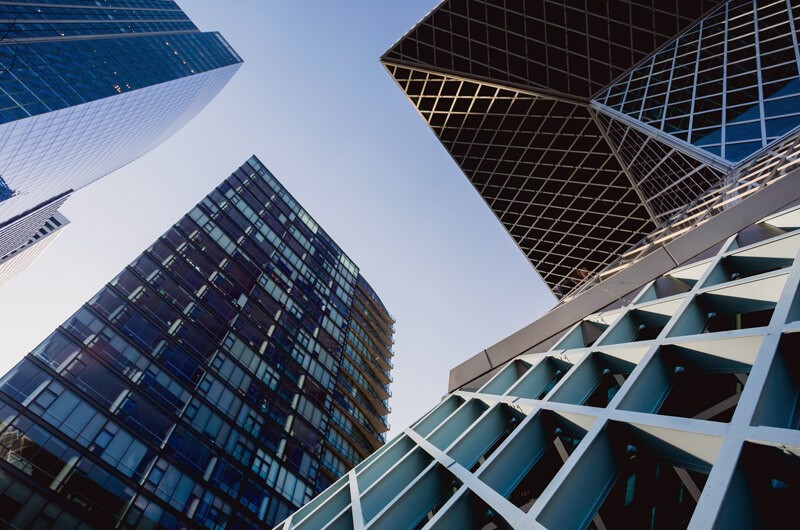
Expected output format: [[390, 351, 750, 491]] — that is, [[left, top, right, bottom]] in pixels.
[[0, 0, 242, 285], [0, 156, 394, 529]]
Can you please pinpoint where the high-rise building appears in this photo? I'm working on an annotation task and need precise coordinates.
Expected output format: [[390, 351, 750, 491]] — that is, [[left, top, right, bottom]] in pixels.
[[0, 0, 242, 285], [0, 156, 394, 529], [277, 1, 800, 528], [0, 210, 67, 285]]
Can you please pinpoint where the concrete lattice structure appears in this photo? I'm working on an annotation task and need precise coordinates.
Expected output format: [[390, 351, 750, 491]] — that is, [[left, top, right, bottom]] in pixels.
[[276, 201, 800, 529]]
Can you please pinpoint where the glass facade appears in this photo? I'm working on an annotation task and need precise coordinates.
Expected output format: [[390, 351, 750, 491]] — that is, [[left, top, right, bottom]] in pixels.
[[379, 1, 720, 298], [0, 210, 67, 286], [383, 0, 800, 298], [0, 156, 394, 529], [593, 111, 727, 221], [595, 0, 800, 164], [381, 0, 718, 99], [363, 2, 800, 528], [0, 175, 11, 202], [359, 2, 800, 528], [0, 1, 196, 42], [0, 0, 242, 281], [0, 29, 238, 124]]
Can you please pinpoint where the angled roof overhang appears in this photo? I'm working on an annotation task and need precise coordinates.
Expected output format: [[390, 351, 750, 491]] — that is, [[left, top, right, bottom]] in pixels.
[[382, 0, 722, 297]]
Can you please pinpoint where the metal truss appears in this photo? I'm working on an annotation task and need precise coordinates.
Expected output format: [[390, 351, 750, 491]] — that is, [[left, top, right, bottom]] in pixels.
[[593, 109, 727, 222], [381, 1, 723, 298], [277, 202, 800, 530], [383, 0, 800, 300], [384, 63, 655, 294], [383, 0, 719, 100], [574, 127, 800, 299]]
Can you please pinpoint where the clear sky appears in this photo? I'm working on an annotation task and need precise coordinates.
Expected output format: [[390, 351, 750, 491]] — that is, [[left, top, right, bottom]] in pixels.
[[0, 1, 555, 438]]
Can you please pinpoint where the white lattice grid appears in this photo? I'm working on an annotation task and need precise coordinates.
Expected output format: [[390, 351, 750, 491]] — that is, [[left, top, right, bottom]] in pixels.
[[277, 203, 800, 530]]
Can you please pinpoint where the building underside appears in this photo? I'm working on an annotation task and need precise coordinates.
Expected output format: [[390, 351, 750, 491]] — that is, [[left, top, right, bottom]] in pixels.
[[382, 0, 800, 298]]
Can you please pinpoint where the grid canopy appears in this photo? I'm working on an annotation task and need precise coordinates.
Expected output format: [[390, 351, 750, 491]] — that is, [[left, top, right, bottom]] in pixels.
[[383, 0, 720, 99], [595, 111, 727, 221], [382, 0, 734, 297], [595, 0, 800, 163], [387, 64, 655, 294]]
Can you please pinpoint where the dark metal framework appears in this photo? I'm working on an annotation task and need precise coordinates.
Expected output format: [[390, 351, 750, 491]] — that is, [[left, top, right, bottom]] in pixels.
[[384, 63, 655, 293], [381, 0, 800, 297]]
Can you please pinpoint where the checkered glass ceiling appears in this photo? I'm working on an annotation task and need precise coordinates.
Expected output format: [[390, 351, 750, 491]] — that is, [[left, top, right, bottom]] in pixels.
[[382, 1, 727, 298], [594, 111, 727, 221], [383, 0, 720, 99], [387, 64, 655, 293]]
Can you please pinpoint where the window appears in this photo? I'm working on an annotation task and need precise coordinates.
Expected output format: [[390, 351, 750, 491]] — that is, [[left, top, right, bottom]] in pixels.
[[0, 360, 50, 404], [0, 175, 13, 201]]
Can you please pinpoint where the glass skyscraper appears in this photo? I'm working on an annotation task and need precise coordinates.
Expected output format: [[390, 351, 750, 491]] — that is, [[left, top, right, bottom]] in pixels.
[[0, 156, 394, 529], [0, 210, 68, 285], [0, 0, 242, 285]]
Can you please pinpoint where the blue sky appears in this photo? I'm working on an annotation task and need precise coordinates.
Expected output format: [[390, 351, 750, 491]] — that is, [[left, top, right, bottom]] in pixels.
[[0, 1, 555, 436]]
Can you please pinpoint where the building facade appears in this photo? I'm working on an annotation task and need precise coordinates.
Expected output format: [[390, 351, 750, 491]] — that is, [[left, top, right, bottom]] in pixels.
[[0, 0, 242, 284], [0, 210, 68, 285], [277, 1, 800, 528], [0, 156, 394, 529], [277, 202, 800, 529], [381, 0, 800, 298]]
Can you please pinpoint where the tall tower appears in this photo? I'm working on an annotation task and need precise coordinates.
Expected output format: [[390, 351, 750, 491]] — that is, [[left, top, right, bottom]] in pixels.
[[0, 0, 242, 285], [0, 210, 68, 285], [0, 156, 394, 529]]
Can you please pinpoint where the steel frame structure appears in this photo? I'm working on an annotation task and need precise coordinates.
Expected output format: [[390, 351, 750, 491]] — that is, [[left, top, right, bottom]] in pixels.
[[382, 0, 800, 298], [277, 202, 800, 530]]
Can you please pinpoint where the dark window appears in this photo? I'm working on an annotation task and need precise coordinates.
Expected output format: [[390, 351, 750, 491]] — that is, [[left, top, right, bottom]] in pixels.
[[0, 175, 13, 201], [703, 308, 774, 333]]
